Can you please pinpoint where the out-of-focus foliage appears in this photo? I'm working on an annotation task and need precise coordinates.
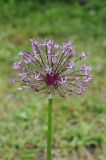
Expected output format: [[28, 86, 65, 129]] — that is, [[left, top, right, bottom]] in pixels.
[[0, 0, 106, 38]]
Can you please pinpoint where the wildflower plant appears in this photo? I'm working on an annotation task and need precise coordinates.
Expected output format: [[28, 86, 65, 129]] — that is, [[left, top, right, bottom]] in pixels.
[[12, 39, 92, 160]]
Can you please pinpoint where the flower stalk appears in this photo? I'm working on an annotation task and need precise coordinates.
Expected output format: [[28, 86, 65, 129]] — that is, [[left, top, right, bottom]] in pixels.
[[47, 98, 53, 160]]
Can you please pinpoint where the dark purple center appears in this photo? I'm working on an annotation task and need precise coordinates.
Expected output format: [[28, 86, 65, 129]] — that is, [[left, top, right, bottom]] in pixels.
[[45, 72, 59, 86]]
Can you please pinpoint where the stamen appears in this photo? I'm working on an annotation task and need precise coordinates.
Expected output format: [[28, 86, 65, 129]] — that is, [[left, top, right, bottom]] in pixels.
[[44, 72, 59, 87]]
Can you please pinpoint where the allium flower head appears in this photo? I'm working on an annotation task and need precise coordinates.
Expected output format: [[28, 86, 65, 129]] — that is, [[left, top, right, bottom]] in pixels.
[[12, 39, 92, 97]]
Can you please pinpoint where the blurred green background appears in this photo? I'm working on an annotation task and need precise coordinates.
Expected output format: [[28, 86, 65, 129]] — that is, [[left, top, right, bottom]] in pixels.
[[0, 0, 106, 159]]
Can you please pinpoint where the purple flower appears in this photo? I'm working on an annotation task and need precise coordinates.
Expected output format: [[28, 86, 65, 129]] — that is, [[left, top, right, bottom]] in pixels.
[[83, 76, 92, 83], [67, 62, 74, 69], [12, 39, 92, 97], [11, 79, 17, 84], [79, 52, 88, 60], [77, 85, 85, 95], [80, 64, 92, 75], [62, 41, 73, 51], [20, 52, 34, 64], [34, 73, 40, 80], [18, 73, 27, 80], [59, 77, 67, 84], [12, 61, 22, 70]]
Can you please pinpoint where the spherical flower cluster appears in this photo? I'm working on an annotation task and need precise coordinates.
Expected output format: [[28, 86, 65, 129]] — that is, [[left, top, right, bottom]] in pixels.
[[12, 39, 92, 97]]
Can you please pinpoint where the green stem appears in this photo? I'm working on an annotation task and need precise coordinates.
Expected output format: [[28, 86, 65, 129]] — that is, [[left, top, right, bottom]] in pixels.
[[47, 98, 53, 160]]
